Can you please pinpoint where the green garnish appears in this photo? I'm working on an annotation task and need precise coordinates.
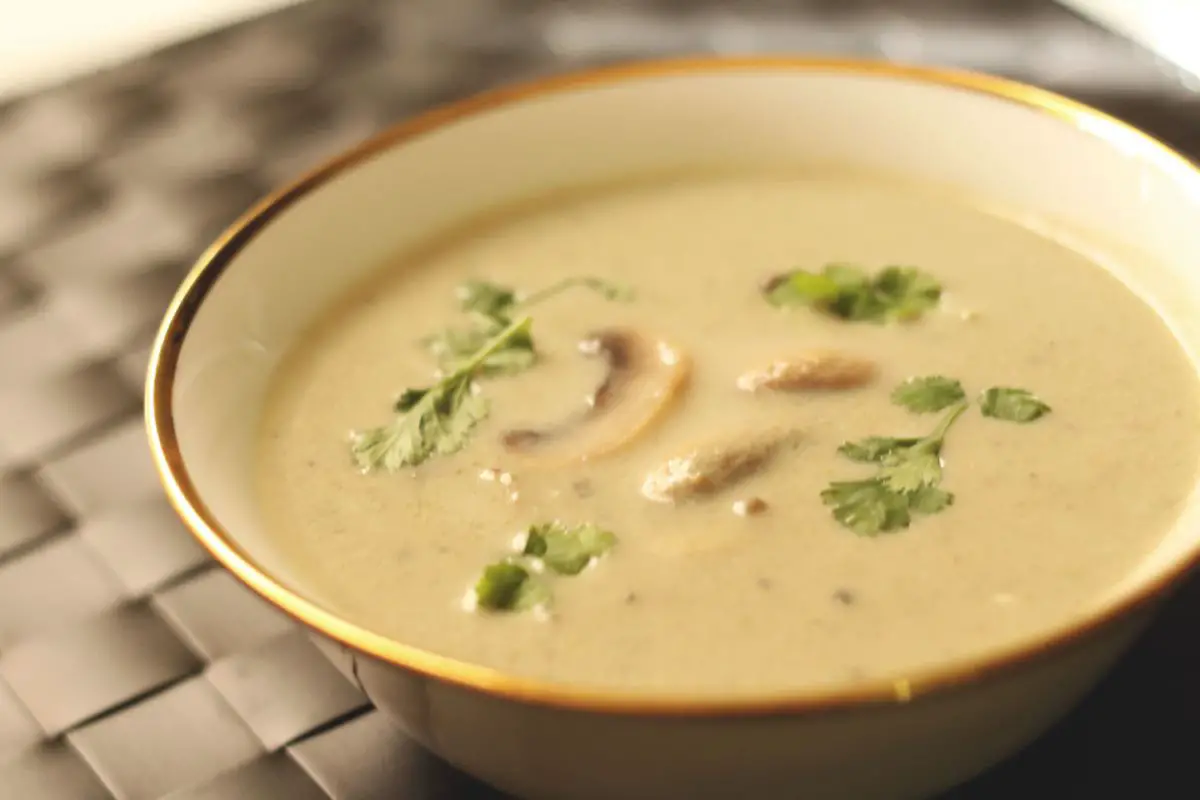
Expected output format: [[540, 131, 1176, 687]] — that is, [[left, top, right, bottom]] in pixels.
[[824, 396, 966, 536], [457, 280, 518, 318], [512, 276, 634, 308], [354, 277, 630, 472], [473, 561, 550, 612], [426, 277, 632, 375], [837, 436, 922, 463], [821, 479, 951, 535], [979, 387, 1052, 422], [523, 521, 617, 576], [424, 322, 536, 377], [764, 264, 941, 323], [890, 376, 966, 413], [824, 376, 1051, 535], [470, 521, 618, 614], [350, 316, 531, 472]]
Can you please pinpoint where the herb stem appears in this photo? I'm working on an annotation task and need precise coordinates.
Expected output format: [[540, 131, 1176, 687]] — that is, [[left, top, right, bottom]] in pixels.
[[825, 378, 1048, 536], [515, 277, 630, 310], [928, 400, 969, 443], [351, 315, 532, 472], [456, 315, 533, 376]]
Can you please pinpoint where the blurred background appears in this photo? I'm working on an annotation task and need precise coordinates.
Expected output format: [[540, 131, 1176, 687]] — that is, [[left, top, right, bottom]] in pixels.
[[0, 1, 1196, 798]]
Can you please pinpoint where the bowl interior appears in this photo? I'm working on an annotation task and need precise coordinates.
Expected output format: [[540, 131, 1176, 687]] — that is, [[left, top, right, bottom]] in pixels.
[[154, 61, 1200, 644]]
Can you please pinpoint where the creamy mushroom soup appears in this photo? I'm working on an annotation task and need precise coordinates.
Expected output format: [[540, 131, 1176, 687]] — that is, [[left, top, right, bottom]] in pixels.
[[257, 174, 1200, 693]]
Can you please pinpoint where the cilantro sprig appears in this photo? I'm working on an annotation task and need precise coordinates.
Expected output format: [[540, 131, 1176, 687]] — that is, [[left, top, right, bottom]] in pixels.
[[472, 521, 618, 613], [823, 376, 1050, 535], [472, 562, 550, 612], [350, 316, 531, 472], [426, 277, 631, 376], [764, 264, 942, 323], [890, 375, 965, 412], [351, 276, 632, 473], [522, 521, 617, 576], [979, 387, 1052, 422]]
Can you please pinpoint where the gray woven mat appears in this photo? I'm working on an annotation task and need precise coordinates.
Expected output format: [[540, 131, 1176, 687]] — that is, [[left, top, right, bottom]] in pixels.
[[0, 1, 1196, 797]]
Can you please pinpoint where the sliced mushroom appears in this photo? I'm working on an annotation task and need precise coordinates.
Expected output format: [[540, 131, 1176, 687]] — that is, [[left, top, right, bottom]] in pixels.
[[736, 350, 876, 393], [501, 329, 690, 466], [641, 428, 801, 504]]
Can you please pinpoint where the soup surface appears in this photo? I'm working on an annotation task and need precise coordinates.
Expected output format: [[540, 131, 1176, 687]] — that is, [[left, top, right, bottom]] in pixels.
[[257, 174, 1200, 694]]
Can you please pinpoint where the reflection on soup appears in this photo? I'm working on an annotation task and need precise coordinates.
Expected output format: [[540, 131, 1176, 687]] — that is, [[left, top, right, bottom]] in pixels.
[[257, 174, 1200, 694]]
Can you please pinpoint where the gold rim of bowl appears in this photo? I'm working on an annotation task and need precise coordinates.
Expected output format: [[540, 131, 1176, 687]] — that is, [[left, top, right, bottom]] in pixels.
[[145, 56, 1200, 717]]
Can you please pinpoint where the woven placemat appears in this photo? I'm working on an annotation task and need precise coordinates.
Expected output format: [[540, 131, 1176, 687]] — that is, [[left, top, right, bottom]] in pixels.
[[0, 1, 1196, 797]]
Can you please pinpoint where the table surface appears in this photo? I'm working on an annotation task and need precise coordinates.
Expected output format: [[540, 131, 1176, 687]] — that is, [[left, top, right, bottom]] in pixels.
[[0, 1, 1196, 798]]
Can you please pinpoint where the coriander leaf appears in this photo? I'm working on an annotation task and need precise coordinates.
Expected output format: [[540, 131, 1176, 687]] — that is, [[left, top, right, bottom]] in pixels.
[[428, 277, 630, 377], [979, 387, 1052, 423], [425, 318, 536, 376], [891, 376, 966, 413], [473, 561, 550, 611], [523, 521, 617, 576], [821, 263, 887, 321], [838, 436, 921, 463], [764, 270, 841, 309], [352, 316, 531, 472], [514, 575, 552, 609], [910, 486, 954, 513], [763, 263, 942, 324], [423, 326, 487, 369], [431, 384, 489, 457], [457, 280, 517, 318], [821, 479, 911, 535], [879, 445, 942, 493], [470, 521, 620, 614], [823, 263, 872, 290], [874, 266, 942, 321], [394, 387, 428, 412], [355, 379, 488, 471], [825, 397, 967, 535], [472, 339, 536, 374], [825, 378, 1048, 536], [473, 561, 527, 610]]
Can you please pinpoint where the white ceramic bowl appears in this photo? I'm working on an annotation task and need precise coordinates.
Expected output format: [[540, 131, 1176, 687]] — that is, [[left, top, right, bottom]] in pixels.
[[146, 58, 1200, 800]]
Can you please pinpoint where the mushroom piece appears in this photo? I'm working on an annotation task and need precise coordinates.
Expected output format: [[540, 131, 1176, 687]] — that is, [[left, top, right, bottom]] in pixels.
[[736, 350, 876, 393], [501, 329, 690, 466], [641, 428, 801, 504]]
